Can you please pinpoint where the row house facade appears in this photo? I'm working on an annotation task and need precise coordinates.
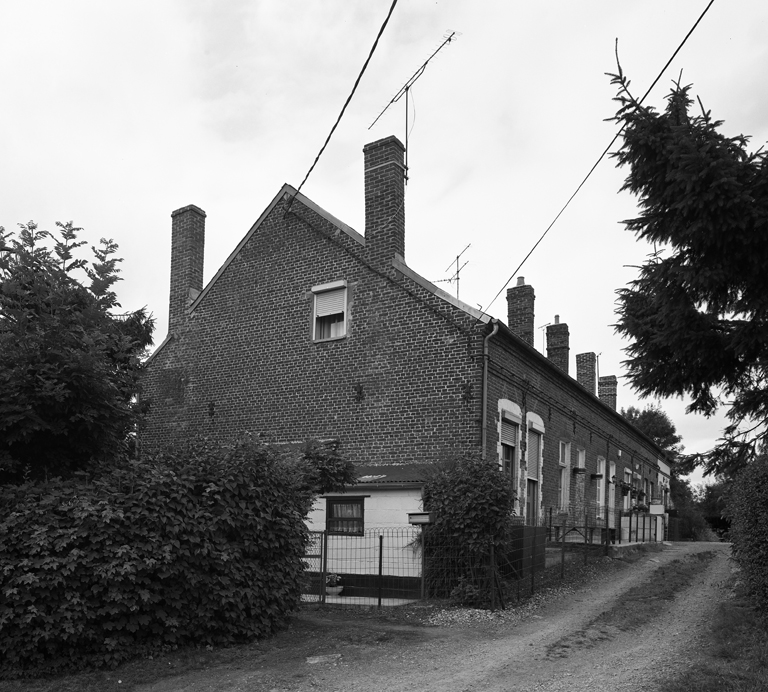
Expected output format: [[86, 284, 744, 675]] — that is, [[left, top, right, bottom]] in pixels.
[[140, 135, 670, 536]]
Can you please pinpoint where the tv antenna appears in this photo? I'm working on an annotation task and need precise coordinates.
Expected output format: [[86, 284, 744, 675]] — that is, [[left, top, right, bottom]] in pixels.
[[435, 243, 470, 300], [369, 31, 458, 183]]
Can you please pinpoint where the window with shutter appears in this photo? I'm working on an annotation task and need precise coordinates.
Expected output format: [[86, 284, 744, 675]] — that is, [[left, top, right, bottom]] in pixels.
[[500, 419, 518, 478], [527, 429, 540, 481], [312, 283, 347, 341]]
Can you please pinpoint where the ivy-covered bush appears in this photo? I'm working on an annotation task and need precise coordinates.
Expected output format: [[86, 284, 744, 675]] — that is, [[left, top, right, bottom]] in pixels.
[[727, 455, 768, 612], [0, 440, 308, 676], [421, 456, 516, 602]]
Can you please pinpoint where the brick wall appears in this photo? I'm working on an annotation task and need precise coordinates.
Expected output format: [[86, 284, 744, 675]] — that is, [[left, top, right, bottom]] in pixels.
[[485, 327, 663, 524], [141, 191, 484, 467], [142, 144, 663, 527]]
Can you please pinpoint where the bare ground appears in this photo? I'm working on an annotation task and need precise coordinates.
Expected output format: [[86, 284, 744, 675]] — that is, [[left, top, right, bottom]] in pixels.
[[133, 541, 731, 692]]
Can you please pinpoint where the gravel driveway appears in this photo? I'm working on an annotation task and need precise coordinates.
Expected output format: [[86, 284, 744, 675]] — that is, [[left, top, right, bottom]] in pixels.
[[137, 541, 731, 692]]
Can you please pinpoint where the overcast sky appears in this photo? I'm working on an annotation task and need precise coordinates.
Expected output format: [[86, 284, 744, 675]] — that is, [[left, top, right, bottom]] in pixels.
[[3, 1, 766, 485]]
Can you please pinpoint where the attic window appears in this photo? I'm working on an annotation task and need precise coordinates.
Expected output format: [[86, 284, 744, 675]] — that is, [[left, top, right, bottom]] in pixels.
[[312, 281, 347, 341]]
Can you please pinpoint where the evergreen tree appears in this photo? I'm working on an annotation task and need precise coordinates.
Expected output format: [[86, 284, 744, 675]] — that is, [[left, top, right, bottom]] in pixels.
[[610, 69, 768, 477]]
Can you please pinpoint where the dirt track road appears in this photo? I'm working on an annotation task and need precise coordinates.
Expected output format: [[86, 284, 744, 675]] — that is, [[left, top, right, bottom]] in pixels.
[[138, 542, 732, 692]]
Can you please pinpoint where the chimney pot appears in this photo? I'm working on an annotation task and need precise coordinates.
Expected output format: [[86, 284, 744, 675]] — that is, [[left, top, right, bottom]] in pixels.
[[516, 276, 525, 287]]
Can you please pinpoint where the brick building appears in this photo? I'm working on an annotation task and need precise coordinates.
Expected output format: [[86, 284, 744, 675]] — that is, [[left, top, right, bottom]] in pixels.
[[140, 135, 669, 534]]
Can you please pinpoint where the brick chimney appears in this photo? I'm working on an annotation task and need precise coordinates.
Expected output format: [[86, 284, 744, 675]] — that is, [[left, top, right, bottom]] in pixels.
[[169, 205, 206, 333], [546, 315, 569, 374], [364, 136, 406, 266], [576, 352, 597, 395], [598, 375, 618, 411], [506, 277, 535, 347]]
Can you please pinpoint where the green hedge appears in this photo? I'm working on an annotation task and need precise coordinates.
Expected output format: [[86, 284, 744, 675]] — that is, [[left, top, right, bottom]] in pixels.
[[728, 455, 768, 612], [0, 441, 308, 676]]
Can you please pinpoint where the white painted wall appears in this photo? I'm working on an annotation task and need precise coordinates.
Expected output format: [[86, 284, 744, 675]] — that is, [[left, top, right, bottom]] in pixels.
[[306, 486, 424, 577], [307, 486, 423, 531]]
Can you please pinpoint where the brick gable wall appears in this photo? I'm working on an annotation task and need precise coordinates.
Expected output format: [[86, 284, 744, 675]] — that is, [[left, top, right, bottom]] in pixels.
[[140, 192, 484, 466]]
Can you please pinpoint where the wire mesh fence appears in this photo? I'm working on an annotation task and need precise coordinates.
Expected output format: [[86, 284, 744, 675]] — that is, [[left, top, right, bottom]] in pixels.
[[302, 506, 665, 611]]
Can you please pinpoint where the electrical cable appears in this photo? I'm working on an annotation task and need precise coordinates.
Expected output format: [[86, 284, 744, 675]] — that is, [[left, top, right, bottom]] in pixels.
[[285, 0, 399, 217], [483, 0, 716, 313]]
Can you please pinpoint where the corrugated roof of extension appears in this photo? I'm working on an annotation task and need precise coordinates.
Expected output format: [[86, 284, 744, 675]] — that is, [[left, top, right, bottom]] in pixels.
[[354, 463, 431, 488]]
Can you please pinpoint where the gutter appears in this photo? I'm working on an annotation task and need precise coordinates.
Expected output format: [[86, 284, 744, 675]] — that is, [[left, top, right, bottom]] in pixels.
[[481, 319, 500, 460]]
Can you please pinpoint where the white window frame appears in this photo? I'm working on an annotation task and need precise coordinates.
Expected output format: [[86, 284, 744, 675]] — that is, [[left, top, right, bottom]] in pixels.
[[576, 448, 586, 469], [497, 401, 522, 504], [596, 456, 606, 519], [608, 461, 616, 526], [623, 469, 633, 511], [525, 413, 545, 525], [558, 441, 571, 510], [312, 280, 347, 342]]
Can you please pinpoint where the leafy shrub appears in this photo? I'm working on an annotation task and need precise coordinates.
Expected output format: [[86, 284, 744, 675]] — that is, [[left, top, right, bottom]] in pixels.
[[727, 455, 768, 612], [422, 456, 516, 547], [0, 440, 308, 676], [421, 456, 516, 601]]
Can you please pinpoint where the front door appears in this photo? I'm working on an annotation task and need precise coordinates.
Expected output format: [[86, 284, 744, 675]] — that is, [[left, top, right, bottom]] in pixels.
[[526, 478, 538, 525]]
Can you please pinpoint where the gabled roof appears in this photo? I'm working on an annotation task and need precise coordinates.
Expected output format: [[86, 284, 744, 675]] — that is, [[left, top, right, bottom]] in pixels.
[[147, 184, 490, 364], [189, 184, 364, 314]]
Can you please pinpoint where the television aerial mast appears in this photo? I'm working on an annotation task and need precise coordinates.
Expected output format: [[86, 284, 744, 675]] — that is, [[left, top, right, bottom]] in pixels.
[[368, 31, 457, 183], [435, 243, 470, 300]]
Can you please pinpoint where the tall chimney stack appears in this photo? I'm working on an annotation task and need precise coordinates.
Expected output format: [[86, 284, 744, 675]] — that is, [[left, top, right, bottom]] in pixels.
[[576, 352, 597, 395], [363, 136, 406, 267], [546, 315, 569, 373], [598, 375, 618, 411], [506, 277, 535, 347], [169, 205, 206, 333]]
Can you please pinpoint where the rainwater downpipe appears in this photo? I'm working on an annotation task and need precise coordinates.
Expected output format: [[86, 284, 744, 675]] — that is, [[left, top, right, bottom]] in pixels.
[[481, 319, 499, 460]]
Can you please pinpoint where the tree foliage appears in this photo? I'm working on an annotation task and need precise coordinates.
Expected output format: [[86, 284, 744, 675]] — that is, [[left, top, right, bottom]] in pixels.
[[0, 222, 154, 483], [421, 456, 517, 604], [621, 403, 709, 538], [422, 456, 516, 548], [610, 69, 768, 476], [727, 454, 768, 611], [621, 404, 683, 462]]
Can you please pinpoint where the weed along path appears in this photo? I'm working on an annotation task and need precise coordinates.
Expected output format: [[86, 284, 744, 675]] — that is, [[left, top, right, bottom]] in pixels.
[[134, 542, 731, 692]]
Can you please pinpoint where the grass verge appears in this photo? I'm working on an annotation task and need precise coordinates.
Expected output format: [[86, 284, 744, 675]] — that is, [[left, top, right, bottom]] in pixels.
[[660, 579, 768, 692]]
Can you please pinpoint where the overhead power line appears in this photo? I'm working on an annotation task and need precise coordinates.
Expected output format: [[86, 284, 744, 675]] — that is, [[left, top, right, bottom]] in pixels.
[[285, 0, 399, 216], [484, 0, 716, 313]]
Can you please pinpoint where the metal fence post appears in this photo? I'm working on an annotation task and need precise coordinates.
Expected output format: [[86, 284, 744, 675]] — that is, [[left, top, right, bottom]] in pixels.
[[530, 529, 536, 595], [604, 505, 610, 556], [642, 514, 646, 543], [321, 531, 328, 605], [561, 513, 566, 580], [490, 540, 497, 611], [584, 504, 588, 565], [377, 533, 384, 609], [420, 527, 426, 600]]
